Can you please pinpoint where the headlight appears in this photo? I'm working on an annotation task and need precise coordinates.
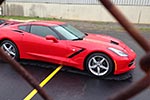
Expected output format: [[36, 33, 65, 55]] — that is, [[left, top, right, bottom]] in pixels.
[[108, 47, 128, 57]]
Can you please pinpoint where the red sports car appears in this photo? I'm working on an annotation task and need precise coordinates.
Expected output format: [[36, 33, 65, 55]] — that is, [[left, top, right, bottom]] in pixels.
[[0, 21, 136, 77]]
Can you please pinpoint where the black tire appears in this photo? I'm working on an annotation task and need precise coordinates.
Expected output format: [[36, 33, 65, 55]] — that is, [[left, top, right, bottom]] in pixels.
[[85, 53, 114, 77], [0, 40, 19, 60]]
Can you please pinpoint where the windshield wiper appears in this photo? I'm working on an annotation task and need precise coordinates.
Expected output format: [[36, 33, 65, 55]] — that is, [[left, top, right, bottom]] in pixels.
[[84, 33, 88, 36], [72, 38, 83, 41]]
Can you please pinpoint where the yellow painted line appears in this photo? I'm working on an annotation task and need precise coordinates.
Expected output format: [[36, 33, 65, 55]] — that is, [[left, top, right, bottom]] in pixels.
[[24, 65, 63, 100]]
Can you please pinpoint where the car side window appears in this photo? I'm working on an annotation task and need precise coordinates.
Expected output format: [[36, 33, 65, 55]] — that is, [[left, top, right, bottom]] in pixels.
[[30, 25, 59, 38], [18, 25, 27, 31]]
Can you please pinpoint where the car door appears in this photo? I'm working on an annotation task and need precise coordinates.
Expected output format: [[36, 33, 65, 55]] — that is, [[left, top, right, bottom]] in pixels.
[[21, 24, 71, 64]]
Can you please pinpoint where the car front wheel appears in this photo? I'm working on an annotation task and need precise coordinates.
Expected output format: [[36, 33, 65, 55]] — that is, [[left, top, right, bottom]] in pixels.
[[85, 53, 114, 77], [0, 40, 19, 60]]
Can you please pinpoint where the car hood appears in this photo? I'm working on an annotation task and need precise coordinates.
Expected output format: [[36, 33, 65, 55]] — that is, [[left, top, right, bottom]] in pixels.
[[69, 33, 126, 50], [84, 34, 121, 45]]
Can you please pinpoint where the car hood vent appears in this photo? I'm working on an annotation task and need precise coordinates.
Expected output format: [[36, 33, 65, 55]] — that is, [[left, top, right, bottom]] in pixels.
[[110, 40, 119, 45]]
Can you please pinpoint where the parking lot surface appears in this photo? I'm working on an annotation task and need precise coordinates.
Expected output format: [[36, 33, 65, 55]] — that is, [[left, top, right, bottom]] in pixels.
[[0, 22, 150, 100]]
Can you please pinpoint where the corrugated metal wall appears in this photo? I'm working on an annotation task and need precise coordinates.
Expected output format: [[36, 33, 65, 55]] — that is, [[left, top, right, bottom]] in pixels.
[[112, 0, 150, 6], [6, 0, 150, 6]]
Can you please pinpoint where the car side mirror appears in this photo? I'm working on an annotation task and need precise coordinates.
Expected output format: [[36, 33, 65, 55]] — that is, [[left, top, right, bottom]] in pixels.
[[45, 35, 59, 43]]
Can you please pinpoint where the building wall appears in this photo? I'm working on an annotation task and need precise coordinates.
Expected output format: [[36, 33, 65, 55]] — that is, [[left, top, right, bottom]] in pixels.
[[2, 2, 150, 24], [0, 6, 2, 15]]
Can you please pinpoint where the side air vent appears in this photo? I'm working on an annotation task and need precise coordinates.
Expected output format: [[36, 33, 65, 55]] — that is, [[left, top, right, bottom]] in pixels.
[[68, 48, 85, 58], [110, 40, 119, 45], [12, 30, 23, 33]]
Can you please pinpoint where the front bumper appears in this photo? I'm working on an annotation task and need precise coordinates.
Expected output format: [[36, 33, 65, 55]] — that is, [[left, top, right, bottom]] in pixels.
[[114, 57, 136, 75]]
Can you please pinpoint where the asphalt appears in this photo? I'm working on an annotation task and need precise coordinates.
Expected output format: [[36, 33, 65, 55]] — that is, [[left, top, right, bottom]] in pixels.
[[0, 23, 150, 100]]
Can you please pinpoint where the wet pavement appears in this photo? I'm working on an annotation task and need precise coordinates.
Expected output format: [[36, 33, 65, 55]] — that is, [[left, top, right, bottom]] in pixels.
[[0, 24, 150, 100]]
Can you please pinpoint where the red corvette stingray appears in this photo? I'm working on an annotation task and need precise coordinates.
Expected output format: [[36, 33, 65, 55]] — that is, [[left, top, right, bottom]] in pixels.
[[0, 21, 136, 77]]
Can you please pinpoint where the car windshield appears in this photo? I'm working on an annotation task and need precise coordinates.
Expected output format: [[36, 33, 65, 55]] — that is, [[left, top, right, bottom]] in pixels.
[[52, 24, 86, 40]]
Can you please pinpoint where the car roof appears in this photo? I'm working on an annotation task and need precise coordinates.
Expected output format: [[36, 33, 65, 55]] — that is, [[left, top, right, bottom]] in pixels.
[[2, 20, 66, 29], [28, 21, 65, 26]]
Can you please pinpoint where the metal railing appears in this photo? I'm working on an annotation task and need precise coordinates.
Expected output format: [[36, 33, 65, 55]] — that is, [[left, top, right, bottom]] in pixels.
[[0, 0, 150, 100], [5, 0, 150, 6]]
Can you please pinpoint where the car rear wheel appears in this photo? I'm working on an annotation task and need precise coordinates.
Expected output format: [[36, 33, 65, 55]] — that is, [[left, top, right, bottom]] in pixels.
[[85, 53, 114, 77], [0, 40, 19, 60]]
